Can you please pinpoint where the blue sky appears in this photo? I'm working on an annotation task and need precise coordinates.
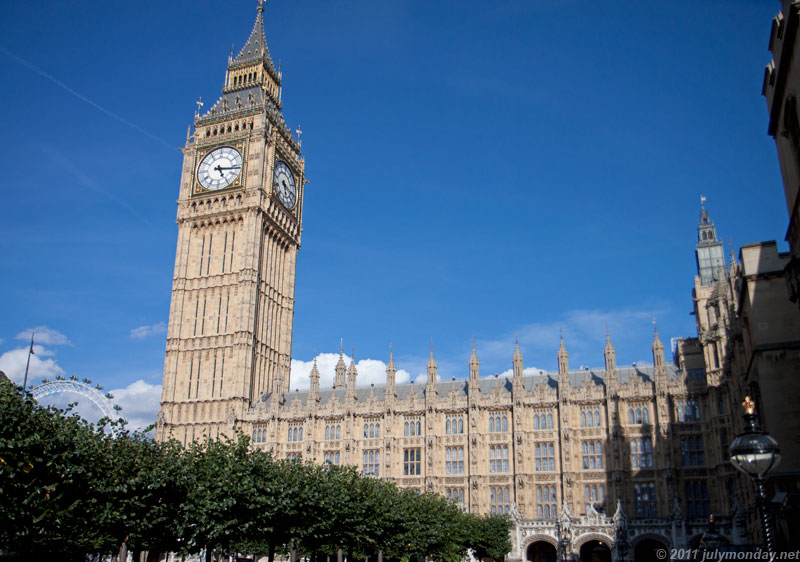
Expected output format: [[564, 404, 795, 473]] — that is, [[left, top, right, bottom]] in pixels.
[[0, 1, 787, 428]]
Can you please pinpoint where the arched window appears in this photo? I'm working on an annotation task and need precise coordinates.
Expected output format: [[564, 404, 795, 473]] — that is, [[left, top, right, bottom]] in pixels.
[[252, 429, 256, 441], [287, 428, 292, 441], [594, 410, 600, 426], [325, 426, 329, 440], [416, 421, 421, 435], [643, 406, 650, 424], [336, 425, 341, 439], [534, 416, 540, 430], [446, 419, 451, 434], [581, 411, 586, 427], [502, 415, 508, 432], [489, 417, 494, 432], [363, 423, 368, 438], [538, 505, 543, 518], [547, 413, 553, 428], [458, 419, 463, 433], [376, 423, 380, 438], [404, 422, 409, 436], [628, 408, 635, 425]]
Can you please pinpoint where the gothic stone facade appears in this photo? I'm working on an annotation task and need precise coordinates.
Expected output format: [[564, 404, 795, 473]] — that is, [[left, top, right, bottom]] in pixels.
[[238, 334, 747, 560]]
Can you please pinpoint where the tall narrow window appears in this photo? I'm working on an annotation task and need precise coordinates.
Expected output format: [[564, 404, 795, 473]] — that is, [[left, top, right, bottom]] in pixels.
[[195, 359, 201, 399], [404, 448, 421, 475], [193, 298, 199, 336], [211, 354, 218, 397], [187, 358, 194, 399], [229, 231, 236, 271], [200, 296, 207, 335], [222, 232, 228, 273], [198, 236, 206, 276], [206, 234, 213, 275], [219, 353, 224, 396], [224, 293, 230, 332], [216, 296, 222, 333]]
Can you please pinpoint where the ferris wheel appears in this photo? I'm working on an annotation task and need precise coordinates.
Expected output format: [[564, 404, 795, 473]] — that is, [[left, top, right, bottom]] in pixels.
[[30, 376, 123, 421]]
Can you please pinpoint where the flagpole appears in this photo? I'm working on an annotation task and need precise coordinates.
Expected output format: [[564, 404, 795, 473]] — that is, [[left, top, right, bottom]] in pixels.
[[23, 331, 34, 391]]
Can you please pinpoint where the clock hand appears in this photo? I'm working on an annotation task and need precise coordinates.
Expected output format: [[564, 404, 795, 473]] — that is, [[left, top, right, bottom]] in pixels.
[[214, 164, 241, 177]]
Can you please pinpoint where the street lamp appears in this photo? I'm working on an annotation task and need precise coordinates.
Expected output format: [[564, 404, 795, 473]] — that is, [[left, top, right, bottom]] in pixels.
[[728, 396, 781, 555]]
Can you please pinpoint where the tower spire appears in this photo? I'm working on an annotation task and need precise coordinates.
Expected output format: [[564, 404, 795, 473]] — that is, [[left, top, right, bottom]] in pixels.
[[334, 339, 347, 389], [695, 198, 726, 286], [427, 340, 438, 395]]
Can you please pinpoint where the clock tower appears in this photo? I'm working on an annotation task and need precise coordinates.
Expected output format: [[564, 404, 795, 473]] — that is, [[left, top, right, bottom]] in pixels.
[[156, 1, 305, 443]]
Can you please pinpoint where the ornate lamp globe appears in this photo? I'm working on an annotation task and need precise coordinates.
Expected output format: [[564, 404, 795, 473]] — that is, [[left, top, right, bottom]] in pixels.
[[728, 396, 781, 478]]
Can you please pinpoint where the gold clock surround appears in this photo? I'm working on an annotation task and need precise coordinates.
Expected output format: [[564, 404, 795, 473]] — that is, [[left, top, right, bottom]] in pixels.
[[192, 138, 248, 196]]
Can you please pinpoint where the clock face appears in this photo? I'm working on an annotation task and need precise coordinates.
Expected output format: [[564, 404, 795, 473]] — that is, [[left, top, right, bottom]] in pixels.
[[273, 160, 297, 209], [196, 146, 243, 190]]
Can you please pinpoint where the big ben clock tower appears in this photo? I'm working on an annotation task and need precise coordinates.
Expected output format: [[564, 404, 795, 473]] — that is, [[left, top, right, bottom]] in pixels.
[[156, 1, 305, 443]]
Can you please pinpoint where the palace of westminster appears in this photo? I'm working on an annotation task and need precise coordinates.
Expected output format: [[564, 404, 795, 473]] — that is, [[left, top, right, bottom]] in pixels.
[[155, 2, 800, 561]]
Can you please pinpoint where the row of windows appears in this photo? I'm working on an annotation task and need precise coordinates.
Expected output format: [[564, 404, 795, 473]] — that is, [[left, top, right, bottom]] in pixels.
[[489, 445, 509, 473], [203, 121, 253, 137], [631, 437, 653, 468], [445, 415, 464, 434], [584, 484, 606, 512], [634, 483, 657, 517], [681, 435, 705, 466], [363, 450, 380, 476], [628, 405, 650, 425], [581, 407, 601, 427], [404, 448, 421, 475], [278, 403, 668, 442], [537, 485, 557, 519], [404, 418, 422, 436], [324, 451, 340, 465], [288, 423, 303, 442], [535, 443, 556, 471], [252, 426, 267, 443], [196, 231, 237, 278], [582, 441, 604, 469], [489, 413, 508, 433], [533, 411, 554, 430], [287, 452, 302, 461], [446, 487, 465, 505], [446, 446, 464, 474], [490, 486, 510, 515], [363, 421, 380, 439], [325, 423, 341, 440], [677, 400, 701, 422]]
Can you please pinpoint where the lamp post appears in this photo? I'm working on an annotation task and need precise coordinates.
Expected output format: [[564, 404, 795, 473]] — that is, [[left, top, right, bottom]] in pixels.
[[728, 396, 781, 556]]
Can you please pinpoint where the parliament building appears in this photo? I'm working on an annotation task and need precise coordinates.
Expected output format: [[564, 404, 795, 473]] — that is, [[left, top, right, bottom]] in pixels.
[[156, 3, 800, 561]]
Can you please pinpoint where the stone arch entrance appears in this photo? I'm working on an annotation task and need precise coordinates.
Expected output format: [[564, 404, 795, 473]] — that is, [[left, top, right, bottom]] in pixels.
[[633, 537, 669, 562], [527, 541, 557, 562], [579, 540, 611, 562]]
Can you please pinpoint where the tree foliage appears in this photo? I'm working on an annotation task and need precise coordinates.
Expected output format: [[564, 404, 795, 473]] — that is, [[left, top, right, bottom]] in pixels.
[[0, 379, 512, 561]]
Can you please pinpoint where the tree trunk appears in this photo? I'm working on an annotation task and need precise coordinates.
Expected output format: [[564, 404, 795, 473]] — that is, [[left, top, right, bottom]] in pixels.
[[205, 545, 213, 562], [119, 541, 129, 562], [337, 548, 343, 562], [269, 542, 276, 562]]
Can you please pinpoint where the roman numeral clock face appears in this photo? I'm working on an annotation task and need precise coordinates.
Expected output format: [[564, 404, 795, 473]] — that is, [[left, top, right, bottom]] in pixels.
[[196, 146, 243, 191], [273, 160, 297, 209]]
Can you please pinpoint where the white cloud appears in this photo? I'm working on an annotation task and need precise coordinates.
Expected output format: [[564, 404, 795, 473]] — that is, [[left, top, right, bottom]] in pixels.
[[110, 379, 162, 431], [0, 346, 65, 385], [478, 306, 666, 370], [290, 352, 411, 391], [16, 326, 71, 346], [129, 322, 167, 339]]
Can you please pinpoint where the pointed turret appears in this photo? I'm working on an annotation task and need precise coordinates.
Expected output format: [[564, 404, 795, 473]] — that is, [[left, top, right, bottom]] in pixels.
[[309, 357, 320, 402], [469, 342, 480, 382], [513, 339, 524, 379], [426, 344, 438, 396], [652, 325, 666, 373], [557, 335, 569, 376], [346, 351, 358, 399], [604, 331, 617, 375], [334, 339, 346, 389], [223, 1, 281, 100], [385, 345, 397, 399]]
